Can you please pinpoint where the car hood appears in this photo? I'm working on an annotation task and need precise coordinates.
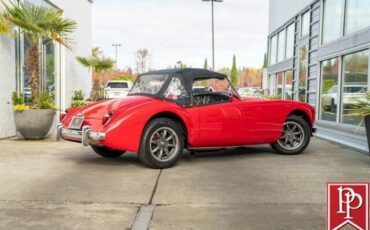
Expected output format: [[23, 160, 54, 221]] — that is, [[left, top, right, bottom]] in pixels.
[[81, 96, 153, 119]]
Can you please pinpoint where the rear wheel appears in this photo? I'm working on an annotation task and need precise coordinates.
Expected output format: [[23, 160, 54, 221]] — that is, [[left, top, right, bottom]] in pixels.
[[91, 146, 126, 158], [271, 115, 311, 155], [138, 118, 184, 169]]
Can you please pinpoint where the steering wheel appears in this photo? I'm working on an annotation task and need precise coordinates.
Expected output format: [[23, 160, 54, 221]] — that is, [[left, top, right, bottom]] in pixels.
[[193, 92, 231, 105]]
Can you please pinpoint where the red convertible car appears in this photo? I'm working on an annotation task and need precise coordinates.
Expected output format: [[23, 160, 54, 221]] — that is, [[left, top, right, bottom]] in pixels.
[[57, 68, 316, 168]]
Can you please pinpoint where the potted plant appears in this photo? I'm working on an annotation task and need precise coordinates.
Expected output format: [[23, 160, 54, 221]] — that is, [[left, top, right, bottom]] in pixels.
[[13, 92, 57, 139], [353, 92, 370, 153], [1, 1, 76, 140]]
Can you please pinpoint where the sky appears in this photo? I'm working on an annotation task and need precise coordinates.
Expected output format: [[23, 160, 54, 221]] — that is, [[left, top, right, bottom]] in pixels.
[[92, 0, 269, 71]]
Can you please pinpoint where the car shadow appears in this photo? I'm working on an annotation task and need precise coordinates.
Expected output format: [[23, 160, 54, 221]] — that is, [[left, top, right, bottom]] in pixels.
[[71, 146, 275, 167], [182, 146, 275, 160]]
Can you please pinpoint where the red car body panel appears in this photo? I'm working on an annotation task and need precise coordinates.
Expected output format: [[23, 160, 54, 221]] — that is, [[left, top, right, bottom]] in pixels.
[[60, 95, 315, 153]]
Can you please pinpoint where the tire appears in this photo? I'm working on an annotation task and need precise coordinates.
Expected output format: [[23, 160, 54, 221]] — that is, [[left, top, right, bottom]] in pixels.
[[91, 146, 126, 158], [271, 115, 311, 155], [138, 118, 184, 169]]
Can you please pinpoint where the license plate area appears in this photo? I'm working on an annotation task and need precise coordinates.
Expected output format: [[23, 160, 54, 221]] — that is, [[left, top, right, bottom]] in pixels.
[[69, 116, 84, 130]]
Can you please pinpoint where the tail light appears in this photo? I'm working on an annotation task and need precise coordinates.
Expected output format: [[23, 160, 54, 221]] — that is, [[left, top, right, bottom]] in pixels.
[[102, 111, 113, 125], [59, 108, 69, 121]]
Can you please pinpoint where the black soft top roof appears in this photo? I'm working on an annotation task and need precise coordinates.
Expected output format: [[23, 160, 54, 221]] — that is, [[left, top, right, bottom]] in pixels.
[[132, 68, 233, 107], [140, 68, 227, 81]]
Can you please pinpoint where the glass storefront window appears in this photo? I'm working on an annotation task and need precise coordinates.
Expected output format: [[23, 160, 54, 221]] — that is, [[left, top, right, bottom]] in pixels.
[[301, 11, 310, 37], [320, 58, 340, 122], [269, 74, 276, 96], [285, 70, 293, 100], [277, 30, 285, 62], [270, 35, 277, 65], [298, 44, 308, 102], [286, 23, 295, 59], [276, 72, 283, 98], [322, 0, 343, 44], [341, 50, 369, 126], [345, 0, 370, 35], [42, 39, 56, 100]]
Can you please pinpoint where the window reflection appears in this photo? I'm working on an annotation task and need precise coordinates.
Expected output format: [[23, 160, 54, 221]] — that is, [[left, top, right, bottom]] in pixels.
[[278, 30, 285, 62], [270, 36, 277, 65], [298, 45, 308, 102], [286, 24, 295, 59], [301, 11, 310, 37], [322, 0, 343, 43], [276, 72, 283, 98], [320, 58, 339, 122], [345, 0, 370, 35], [285, 70, 293, 100], [341, 50, 369, 126]]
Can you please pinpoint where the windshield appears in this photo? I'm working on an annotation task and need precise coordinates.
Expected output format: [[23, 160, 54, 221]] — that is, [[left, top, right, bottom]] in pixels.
[[129, 74, 168, 95]]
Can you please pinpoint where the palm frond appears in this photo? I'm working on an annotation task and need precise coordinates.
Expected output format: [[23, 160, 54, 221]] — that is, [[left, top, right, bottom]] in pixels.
[[2, 1, 76, 48], [76, 56, 94, 69], [353, 92, 370, 116], [0, 13, 10, 34]]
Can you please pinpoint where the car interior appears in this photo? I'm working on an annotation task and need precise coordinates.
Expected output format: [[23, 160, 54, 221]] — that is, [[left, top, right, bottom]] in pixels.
[[192, 78, 232, 106]]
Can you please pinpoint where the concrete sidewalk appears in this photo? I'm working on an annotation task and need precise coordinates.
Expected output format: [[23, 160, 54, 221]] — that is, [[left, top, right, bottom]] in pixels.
[[0, 138, 369, 229]]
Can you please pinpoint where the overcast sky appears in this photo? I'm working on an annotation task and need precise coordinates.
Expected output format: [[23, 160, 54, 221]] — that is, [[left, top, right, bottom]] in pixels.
[[92, 0, 269, 71]]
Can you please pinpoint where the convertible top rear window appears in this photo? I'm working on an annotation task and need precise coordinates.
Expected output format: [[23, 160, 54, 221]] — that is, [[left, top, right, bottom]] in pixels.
[[129, 74, 168, 95]]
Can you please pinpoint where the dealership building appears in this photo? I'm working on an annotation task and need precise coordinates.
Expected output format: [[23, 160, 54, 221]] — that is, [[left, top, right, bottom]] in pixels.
[[266, 0, 370, 152], [0, 0, 92, 139]]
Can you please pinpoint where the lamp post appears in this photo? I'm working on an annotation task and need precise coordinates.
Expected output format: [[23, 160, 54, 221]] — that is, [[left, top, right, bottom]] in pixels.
[[202, 0, 222, 70], [112, 43, 122, 71]]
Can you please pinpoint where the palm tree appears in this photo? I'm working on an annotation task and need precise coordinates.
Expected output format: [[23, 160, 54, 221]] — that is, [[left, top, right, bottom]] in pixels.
[[77, 47, 115, 101], [0, 14, 9, 34], [2, 1, 76, 105]]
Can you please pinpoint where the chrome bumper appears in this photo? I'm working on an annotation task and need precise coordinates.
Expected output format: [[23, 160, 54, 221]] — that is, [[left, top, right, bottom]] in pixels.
[[56, 123, 106, 146]]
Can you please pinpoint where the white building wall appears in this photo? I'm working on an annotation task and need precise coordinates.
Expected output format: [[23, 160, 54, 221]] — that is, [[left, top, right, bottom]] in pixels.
[[51, 0, 92, 109], [268, 0, 314, 34], [0, 36, 16, 138]]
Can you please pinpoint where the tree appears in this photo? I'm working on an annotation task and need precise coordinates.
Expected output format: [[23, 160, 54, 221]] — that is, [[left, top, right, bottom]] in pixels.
[[230, 55, 238, 86], [2, 1, 76, 105], [77, 47, 115, 101], [136, 48, 150, 74], [263, 53, 268, 68], [203, 58, 208, 69]]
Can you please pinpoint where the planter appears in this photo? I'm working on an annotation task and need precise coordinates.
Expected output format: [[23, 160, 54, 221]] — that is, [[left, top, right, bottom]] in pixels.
[[14, 109, 56, 140], [366, 115, 370, 154]]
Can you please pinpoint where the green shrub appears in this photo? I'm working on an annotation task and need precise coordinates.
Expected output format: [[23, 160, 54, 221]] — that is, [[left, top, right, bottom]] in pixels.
[[71, 90, 90, 108], [36, 92, 58, 110], [12, 92, 24, 106], [72, 90, 85, 101]]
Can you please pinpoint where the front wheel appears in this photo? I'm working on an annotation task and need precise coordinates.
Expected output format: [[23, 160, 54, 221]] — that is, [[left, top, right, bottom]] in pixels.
[[138, 118, 184, 169], [271, 115, 311, 155], [91, 146, 126, 158]]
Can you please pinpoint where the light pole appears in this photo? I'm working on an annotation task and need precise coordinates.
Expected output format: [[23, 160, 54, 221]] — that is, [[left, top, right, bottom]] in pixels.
[[112, 43, 122, 71], [202, 0, 222, 70]]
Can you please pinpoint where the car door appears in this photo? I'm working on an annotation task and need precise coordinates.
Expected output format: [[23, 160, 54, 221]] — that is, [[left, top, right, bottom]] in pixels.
[[193, 98, 247, 147]]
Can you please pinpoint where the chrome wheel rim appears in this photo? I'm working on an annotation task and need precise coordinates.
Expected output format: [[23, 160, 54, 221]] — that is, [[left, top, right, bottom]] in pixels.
[[277, 121, 305, 150], [149, 127, 179, 162]]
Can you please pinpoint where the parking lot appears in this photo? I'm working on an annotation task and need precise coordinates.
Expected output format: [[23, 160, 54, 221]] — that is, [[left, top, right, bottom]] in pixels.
[[0, 137, 369, 229]]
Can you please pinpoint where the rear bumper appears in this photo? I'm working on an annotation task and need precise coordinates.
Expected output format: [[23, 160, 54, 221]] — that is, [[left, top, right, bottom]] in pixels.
[[56, 123, 106, 146]]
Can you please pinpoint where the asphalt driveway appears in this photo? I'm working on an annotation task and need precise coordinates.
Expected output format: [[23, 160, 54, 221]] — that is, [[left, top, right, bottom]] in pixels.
[[0, 137, 369, 229]]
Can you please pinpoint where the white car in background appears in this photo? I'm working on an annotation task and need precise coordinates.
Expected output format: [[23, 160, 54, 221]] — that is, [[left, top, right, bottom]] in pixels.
[[238, 87, 263, 97], [104, 80, 133, 99], [321, 85, 367, 110]]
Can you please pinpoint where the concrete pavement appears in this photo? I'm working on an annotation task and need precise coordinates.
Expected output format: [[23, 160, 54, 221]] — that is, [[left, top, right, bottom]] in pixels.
[[0, 138, 369, 229]]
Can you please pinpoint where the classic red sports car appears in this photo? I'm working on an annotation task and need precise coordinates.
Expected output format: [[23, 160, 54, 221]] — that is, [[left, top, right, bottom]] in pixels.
[[57, 68, 316, 168]]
